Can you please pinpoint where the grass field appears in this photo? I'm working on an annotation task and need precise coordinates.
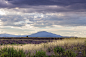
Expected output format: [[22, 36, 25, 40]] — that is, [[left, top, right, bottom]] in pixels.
[[0, 37, 86, 57]]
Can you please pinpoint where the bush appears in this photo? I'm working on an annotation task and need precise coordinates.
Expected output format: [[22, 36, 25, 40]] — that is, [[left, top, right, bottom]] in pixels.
[[27, 52, 31, 57], [47, 48, 51, 52], [84, 40, 86, 46], [63, 49, 77, 57], [82, 50, 86, 57], [26, 36, 28, 37], [73, 47, 78, 50], [11, 42, 16, 44], [34, 50, 47, 57], [0, 47, 26, 57], [50, 55, 58, 57], [1, 43, 3, 45], [53, 46, 65, 54]]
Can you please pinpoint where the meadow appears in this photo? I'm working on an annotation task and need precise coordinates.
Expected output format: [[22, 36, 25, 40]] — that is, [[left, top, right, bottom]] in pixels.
[[0, 37, 86, 57]]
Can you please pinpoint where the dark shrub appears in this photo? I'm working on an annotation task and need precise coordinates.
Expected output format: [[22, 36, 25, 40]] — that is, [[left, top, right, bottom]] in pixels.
[[0, 47, 26, 57], [63, 49, 77, 57], [34, 50, 47, 57], [26, 36, 28, 37], [53, 46, 65, 54]]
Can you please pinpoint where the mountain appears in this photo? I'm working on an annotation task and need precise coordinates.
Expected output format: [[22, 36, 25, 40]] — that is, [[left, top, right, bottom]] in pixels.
[[0, 33, 20, 37], [27, 31, 62, 37], [0, 31, 62, 37], [0, 33, 28, 37]]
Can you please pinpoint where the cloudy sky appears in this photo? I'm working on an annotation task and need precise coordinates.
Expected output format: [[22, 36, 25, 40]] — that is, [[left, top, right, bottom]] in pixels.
[[0, 0, 86, 37]]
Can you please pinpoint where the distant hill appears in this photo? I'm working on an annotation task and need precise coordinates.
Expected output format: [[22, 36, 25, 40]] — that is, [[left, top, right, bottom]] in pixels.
[[27, 31, 62, 37], [0, 31, 62, 37], [0, 33, 21, 37]]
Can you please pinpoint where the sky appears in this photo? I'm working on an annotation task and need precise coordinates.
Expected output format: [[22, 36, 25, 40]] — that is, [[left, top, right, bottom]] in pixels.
[[0, 0, 86, 37]]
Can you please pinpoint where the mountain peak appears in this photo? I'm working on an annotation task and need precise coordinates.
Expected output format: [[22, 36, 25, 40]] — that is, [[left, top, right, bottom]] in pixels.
[[28, 31, 62, 37]]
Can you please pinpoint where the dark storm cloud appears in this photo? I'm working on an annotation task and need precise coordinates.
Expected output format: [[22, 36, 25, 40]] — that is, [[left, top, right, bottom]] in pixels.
[[0, 0, 8, 8], [6, 0, 58, 6], [0, 0, 14, 8], [6, 0, 86, 6], [0, 0, 85, 12]]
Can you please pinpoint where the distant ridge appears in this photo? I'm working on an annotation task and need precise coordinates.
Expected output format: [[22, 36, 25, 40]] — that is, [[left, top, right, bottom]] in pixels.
[[0, 31, 62, 37], [0, 33, 22, 37]]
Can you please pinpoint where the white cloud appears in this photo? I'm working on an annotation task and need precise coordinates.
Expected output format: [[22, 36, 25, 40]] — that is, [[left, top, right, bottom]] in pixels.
[[45, 13, 64, 17], [0, 20, 3, 25], [0, 8, 24, 15], [0, 9, 6, 15]]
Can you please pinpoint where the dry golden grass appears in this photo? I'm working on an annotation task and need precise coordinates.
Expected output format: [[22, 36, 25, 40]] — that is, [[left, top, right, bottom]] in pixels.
[[0, 38, 86, 55]]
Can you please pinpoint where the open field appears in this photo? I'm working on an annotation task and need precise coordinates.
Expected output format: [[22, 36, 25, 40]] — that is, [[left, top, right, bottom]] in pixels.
[[0, 37, 66, 44], [0, 37, 86, 57]]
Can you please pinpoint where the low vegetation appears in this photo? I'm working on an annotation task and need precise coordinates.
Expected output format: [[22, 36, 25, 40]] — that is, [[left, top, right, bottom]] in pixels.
[[0, 47, 26, 57], [0, 37, 86, 57]]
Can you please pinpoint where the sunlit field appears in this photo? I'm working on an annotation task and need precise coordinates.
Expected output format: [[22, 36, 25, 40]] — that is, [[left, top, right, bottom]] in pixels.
[[0, 37, 86, 57]]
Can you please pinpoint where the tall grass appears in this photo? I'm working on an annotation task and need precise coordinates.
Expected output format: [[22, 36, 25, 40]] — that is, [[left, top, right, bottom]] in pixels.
[[0, 38, 86, 57], [0, 38, 86, 53]]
